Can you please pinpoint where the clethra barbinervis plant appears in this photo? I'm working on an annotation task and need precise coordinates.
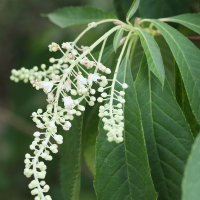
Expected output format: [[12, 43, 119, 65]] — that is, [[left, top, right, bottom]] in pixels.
[[10, 18, 136, 200]]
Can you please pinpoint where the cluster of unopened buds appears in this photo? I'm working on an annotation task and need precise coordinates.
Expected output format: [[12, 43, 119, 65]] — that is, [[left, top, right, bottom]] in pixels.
[[10, 21, 129, 199]]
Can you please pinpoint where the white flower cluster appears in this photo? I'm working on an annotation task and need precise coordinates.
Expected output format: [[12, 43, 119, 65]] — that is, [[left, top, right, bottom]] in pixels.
[[97, 83, 128, 143], [10, 22, 130, 199], [11, 39, 118, 200], [10, 63, 61, 83]]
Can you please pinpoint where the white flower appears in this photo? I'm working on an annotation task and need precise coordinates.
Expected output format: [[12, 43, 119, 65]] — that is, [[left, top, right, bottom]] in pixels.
[[42, 81, 54, 93], [97, 63, 106, 72], [63, 96, 74, 108], [62, 42, 71, 49], [47, 93, 54, 102], [63, 79, 71, 92], [49, 121, 55, 128], [76, 74, 87, 88], [77, 75, 87, 84], [88, 73, 100, 86], [63, 121, 72, 130]]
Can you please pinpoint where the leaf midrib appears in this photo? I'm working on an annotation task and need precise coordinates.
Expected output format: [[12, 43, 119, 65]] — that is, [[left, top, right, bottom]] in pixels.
[[137, 28, 164, 84], [151, 20, 200, 121], [167, 16, 200, 29]]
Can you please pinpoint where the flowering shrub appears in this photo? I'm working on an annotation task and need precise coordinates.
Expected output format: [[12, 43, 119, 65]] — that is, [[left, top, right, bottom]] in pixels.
[[10, 0, 200, 200]]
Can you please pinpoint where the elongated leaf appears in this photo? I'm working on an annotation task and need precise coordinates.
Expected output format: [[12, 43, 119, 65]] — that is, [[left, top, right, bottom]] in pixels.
[[113, 28, 124, 52], [182, 133, 200, 200], [94, 57, 157, 200], [46, 6, 117, 28], [165, 14, 200, 34], [135, 55, 193, 200], [135, 28, 165, 85], [150, 19, 200, 124], [60, 111, 84, 200], [126, 0, 140, 22], [131, 37, 174, 88], [175, 61, 200, 137]]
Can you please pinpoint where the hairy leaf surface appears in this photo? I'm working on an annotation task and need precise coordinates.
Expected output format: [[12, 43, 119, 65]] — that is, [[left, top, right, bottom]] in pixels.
[[135, 55, 194, 200], [150, 19, 200, 124], [94, 57, 157, 200], [47, 6, 117, 28]]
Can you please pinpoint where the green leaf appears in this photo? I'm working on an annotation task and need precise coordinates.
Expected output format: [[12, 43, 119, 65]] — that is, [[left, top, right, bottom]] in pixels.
[[135, 28, 165, 86], [135, 55, 194, 200], [94, 56, 157, 200], [130, 38, 174, 88], [113, 28, 124, 52], [126, 0, 140, 22], [165, 14, 200, 35], [175, 61, 200, 137], [150, 19, 200, 124], [46, 6, 117, 28], [182, 133, 200, 200], [83, 103, 99, 175], [60, 111, 84, 200]]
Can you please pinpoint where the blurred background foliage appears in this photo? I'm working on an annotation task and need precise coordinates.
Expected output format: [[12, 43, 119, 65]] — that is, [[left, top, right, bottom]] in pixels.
[[0, 0, 114, 199], [0, 0, 199, 200]]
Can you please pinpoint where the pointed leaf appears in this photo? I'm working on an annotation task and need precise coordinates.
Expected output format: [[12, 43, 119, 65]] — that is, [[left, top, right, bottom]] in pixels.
[[175, 61, 200, 137], [113, 28, 124, 52], [182, 133, 200, 200], [126, 0, 140, 22], [135, 28, 165, 85], [165, 14, 200, 35], [60, 110, 84, 200], [94, 56, 157, 200], [135, 55, 194, 200], [150, 19, 200, 124], [46, 6, 117, 28]]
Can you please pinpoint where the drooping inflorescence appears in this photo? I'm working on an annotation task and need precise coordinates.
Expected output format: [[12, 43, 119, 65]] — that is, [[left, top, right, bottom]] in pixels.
[[10, 20, 132, 199]]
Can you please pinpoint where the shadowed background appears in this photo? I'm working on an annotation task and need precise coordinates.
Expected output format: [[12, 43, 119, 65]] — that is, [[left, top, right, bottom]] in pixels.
[[0, 0, 113, 199]]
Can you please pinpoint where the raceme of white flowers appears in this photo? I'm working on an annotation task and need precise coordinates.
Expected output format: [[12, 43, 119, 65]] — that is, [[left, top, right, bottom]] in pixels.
[[10, 20, 132, 200]]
